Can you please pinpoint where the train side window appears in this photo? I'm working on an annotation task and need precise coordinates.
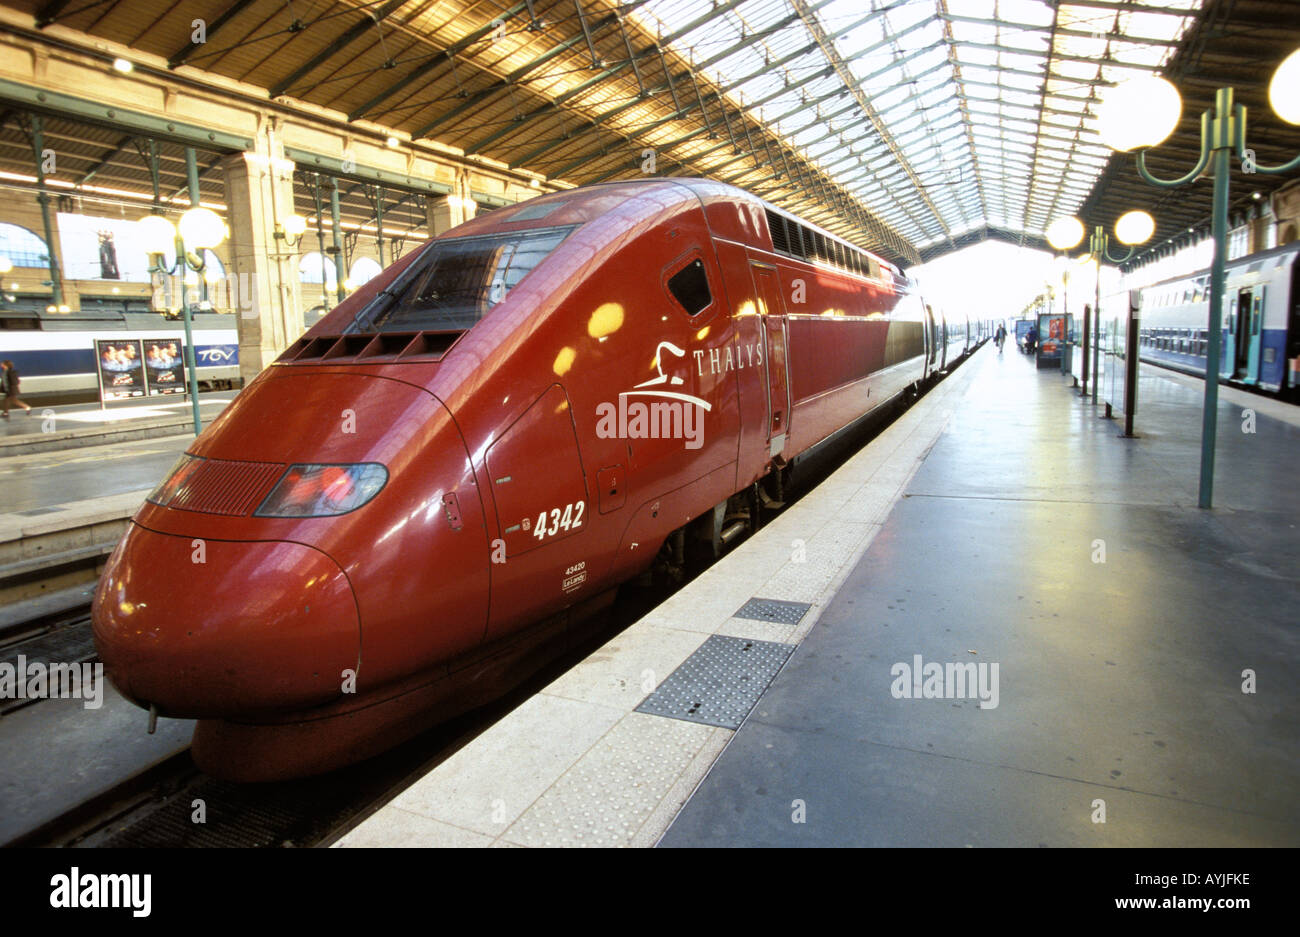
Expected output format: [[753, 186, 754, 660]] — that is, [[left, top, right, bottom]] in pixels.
[[666, 258, 713, 317]]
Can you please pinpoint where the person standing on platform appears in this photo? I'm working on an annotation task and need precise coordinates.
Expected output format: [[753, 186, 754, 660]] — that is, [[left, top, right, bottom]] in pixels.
[[1, 360, 32, 418]]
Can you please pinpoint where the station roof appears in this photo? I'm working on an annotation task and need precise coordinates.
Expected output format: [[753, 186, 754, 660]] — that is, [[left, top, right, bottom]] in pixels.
[[4, 0, 1299, 267]]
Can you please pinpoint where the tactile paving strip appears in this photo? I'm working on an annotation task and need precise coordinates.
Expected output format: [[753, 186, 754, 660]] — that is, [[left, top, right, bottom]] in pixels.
[[635, 634, 794, 729], [733, 597, 813, 626]]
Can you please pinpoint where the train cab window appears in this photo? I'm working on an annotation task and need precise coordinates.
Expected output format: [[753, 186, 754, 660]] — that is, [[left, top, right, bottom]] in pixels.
[[345, 224, 575, 333], [666, 258, 712, 316]]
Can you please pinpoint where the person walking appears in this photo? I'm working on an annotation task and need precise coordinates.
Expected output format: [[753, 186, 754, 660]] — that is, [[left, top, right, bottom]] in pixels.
[[2, 360, 32, 418], [995, 323, 1007, 353]]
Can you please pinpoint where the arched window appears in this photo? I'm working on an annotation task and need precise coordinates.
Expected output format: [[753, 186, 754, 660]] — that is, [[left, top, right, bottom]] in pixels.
[[300, 251, 337, 287], [0, 223, 50, 268], [349, 257, 382, 287]]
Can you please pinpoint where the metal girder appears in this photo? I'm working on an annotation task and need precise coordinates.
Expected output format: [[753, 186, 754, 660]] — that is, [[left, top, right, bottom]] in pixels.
[[950, 40, 1164, 73], [492, 0, 758, 162], [480, 60, 645, 158], [270, 0, 410, 99], [688, 68, 714, 138], [617, 10, 647, 98], [517, 0, 850, 177], [78, 133, 136, 185], [366, 4, 638, 126], [0, 78, 254, 151], [285, 145, 453, 194], [574, 0, 600, 69], [168, 0, 258, 68], [939, 12, 1182, 48], [34, 0, 71, 28], [1053, 0, 1209, 17], [350, 2, 531, 126], [789, 0, 951, 243]]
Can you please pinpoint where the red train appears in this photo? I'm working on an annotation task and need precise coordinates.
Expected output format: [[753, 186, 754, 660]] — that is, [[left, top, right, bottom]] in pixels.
[[93, 178, 984, 780]]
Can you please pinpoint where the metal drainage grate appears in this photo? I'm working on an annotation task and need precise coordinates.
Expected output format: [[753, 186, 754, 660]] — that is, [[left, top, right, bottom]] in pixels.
[[635, 634, 794, 730], [733, 597, 812, 626]]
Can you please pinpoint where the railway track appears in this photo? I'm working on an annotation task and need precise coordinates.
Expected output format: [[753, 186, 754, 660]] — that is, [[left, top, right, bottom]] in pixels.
[[11, 582, 669, 849]]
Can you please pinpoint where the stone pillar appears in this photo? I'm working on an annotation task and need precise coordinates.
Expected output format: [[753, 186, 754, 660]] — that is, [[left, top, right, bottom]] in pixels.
[[1274, 179, 1300, 246], [221, 145, 302, 385], [426, 194, 475, 237]]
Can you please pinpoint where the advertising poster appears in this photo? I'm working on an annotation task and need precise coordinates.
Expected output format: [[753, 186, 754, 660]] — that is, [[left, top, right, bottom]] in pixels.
[[95, 339, 147, 401], [142, 338, 187, 395], [1037, 313, 1065, 360]]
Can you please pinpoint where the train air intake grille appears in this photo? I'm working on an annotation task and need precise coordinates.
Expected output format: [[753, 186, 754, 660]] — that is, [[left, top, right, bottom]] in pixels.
[[168, 459, 287, 516]]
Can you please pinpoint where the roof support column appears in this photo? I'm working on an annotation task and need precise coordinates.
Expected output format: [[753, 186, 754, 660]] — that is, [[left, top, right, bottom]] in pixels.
[[426, 193, 473, 236], [220, 129, 301, 385]]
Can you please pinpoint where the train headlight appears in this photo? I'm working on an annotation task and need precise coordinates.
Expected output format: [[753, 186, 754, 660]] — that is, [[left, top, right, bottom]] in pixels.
[[254, 463, 388, 518], [147, 454, 206, 506]]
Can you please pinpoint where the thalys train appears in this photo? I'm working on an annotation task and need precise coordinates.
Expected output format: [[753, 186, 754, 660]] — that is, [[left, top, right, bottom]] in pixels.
[[1125, 241, 1300, 397], [93, 178, 988, 780]]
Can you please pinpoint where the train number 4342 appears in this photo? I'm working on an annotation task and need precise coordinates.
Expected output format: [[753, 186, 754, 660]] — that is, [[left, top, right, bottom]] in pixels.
[[533, 501, 585, 541]]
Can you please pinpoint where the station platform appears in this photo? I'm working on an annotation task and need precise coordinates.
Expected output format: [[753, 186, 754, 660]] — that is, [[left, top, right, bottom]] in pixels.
[[0, 392, 233, 457], [337, 342, 1299, 848]]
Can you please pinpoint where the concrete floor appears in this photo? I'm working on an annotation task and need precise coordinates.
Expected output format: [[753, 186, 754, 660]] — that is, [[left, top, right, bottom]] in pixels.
[[660, 348, 1300, 847], [0, 435, 190, 514], [0, 391, 232, 440]]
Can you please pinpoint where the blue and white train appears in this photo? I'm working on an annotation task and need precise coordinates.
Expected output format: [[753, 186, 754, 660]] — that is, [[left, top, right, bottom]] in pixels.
[[1133, 242, 1300, 397], [0, 318, 240, 398]]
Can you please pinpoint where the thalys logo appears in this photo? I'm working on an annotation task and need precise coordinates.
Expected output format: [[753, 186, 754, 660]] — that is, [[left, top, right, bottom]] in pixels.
[[596, 342, 711, 450]]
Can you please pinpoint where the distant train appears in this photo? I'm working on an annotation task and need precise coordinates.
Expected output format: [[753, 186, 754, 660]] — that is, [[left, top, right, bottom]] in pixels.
[[1130, 242, 1300, 397], [0, 320, 240, 397], [94, 178, 989, 780]]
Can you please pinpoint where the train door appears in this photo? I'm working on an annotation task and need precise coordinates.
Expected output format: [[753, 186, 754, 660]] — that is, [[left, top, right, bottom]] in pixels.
[[750, 264, 792, 458], [1219, 292, 1235, 378], [1232, 286, 1264, 382], [924, 304, 940, 375]]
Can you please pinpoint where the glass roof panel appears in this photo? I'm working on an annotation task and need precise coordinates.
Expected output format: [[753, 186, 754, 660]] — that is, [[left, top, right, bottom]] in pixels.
[[630, 0, 1207, 255]]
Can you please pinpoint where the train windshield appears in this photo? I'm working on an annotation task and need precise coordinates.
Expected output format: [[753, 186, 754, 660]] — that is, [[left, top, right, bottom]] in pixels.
[[346, 225, 575, 334]]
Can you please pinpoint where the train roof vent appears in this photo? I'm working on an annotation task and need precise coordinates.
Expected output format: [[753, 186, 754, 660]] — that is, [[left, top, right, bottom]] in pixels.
[[791, 224, 808, 259], [279, 330, 464, 364], [765, 209, 790, 254]]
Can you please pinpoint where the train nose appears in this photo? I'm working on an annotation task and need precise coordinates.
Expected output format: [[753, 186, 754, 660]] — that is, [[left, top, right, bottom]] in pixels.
[[92, 524, 360, 719]]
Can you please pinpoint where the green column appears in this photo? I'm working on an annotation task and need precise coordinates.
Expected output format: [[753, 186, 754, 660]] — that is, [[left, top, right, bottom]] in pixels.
[[181, 147, 203, 436], [330, 179, 346, 304], [1198, 88, 1234, 510], [30, 116, 63, 308]]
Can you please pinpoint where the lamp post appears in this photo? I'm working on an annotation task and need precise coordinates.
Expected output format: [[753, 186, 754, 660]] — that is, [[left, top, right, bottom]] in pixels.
[[1046, 212, 1154, 394], [1097, 51, 1300, 509], [139, 207, 227, 436]]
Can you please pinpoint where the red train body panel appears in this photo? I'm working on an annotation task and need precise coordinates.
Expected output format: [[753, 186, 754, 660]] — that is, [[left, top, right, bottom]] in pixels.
[[92, 178, 977, 779]]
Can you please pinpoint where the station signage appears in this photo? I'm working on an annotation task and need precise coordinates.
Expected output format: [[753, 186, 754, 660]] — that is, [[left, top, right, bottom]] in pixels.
[[141, 337, 187, 395], [1037, 313, 1066, 361], [94, 339, 147, 401]]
